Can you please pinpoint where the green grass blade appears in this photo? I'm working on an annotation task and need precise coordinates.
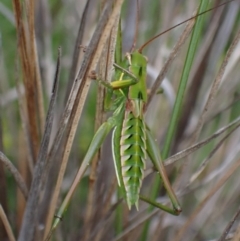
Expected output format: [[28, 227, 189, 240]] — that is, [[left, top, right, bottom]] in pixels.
[[141, 1, 210, 240], [162, 0, 209, 159]]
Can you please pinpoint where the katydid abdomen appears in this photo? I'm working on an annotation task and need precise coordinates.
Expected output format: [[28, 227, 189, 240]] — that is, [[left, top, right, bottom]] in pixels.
[[120, 100, 146, 209], [111, 51, 148, 209]]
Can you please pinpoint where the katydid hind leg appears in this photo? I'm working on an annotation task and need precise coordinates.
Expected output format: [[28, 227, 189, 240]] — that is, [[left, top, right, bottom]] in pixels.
[[50, 118, 117, 232], [111, 108, 130, 204], [145, 129, 181, 214], [139, 195, 180, 216]]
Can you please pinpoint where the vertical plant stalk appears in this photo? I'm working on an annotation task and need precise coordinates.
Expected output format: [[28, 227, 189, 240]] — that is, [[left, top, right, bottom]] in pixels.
[[162, 0, 209, 160], [172, 25, 240, 241], [16, 79, 34, 173], [95, 22, 121, 241], [65, 0, 91, 101], [112, 209, 159, 241], [18, 48, 61, 241], [83, 15, 119, 241], [161, 1, 208, 204], [43, 0, 124, 237], [141, 6, 200, 241], [173, 7, 224, 149], [27, 0, 45, 134], [0, 204, 16, 241], [0, 96, 8, 241], [82, 37, 107, 241], [69, 2, 98, 237], [94, 179, 118, 241], [40, 0, 92, 231], [12, 0, 44, 162]]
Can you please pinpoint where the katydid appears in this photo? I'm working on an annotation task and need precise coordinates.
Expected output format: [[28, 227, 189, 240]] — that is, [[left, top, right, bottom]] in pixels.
[[93, 48, 181, 212], [46, 1, 234, 237], [82, 0, 234, 212]]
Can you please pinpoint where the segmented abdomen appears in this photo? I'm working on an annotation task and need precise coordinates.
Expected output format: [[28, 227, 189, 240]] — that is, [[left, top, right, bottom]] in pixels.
[[120, 111, 146, 209]]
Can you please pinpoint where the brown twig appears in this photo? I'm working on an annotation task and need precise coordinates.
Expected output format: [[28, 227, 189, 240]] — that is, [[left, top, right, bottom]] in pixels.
[[0, 204, 16, 241]]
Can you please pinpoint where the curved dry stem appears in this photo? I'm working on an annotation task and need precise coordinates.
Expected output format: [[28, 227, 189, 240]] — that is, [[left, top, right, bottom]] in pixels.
[[218, 207, 240, 241], [233, 221, 240, 241], [0, 152, 28, 199], [164, 115, 240, 166], [174, 28, 240, 191], [193, 30, 240, 142], [189, 122, 240, 184], [146, 16, 195, 108], [173, 159, 240, 241]]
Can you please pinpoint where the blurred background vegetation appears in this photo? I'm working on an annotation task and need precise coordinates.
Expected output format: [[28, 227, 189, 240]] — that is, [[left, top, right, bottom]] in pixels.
[[1, 0, 240, 241]]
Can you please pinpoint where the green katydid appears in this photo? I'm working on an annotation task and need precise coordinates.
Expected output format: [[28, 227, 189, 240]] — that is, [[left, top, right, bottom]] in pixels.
[[46, 1, 234, 238], [80, 0, 234, 212], [95, 49, 182, 212]]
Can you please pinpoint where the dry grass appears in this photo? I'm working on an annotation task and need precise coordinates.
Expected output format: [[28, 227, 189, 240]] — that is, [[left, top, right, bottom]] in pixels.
[[1, 0, 240, 241]]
